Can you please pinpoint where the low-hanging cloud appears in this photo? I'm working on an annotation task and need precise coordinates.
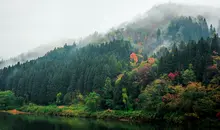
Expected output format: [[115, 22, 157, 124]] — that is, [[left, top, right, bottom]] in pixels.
[[1, 2, 220, 68]]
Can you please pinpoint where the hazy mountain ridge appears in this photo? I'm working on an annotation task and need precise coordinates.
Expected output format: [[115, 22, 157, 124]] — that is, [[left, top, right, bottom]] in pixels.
[[1, 2, 220, 68]]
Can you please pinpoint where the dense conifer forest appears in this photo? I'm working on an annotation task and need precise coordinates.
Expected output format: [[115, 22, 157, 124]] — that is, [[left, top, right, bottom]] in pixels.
[[0, 16, 220, 122]]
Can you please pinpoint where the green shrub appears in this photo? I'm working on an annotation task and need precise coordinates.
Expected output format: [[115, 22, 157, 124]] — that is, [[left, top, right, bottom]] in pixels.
[[85, 92, 100, 112]]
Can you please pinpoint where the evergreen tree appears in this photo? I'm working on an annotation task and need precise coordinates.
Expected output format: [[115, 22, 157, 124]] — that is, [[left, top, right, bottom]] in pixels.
[[182, 64, 196, 85]]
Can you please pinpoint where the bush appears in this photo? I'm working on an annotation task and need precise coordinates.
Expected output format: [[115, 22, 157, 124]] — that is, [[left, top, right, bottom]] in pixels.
[[0, 91, 16, 109], [85, 92, 100, 112], [193, 97, 216, 117]]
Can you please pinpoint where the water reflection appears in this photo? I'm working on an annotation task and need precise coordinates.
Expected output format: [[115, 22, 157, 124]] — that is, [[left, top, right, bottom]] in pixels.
[[0, 112, 218, 130]]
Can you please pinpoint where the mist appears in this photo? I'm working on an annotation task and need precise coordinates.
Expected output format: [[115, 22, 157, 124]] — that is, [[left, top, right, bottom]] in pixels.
[[1, 0, 220, 68]]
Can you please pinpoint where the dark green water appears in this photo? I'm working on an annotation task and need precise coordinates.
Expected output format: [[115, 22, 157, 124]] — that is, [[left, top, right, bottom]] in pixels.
[[0, 112, 219, 130]]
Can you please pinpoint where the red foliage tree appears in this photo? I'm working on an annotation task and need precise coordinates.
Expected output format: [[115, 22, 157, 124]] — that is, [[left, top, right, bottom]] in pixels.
[[168, 72, 179, 80], [130, 52, 138, 63]]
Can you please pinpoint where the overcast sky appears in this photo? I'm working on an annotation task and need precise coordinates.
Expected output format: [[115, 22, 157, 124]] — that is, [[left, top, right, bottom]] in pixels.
[[1, 0, 220, 59]]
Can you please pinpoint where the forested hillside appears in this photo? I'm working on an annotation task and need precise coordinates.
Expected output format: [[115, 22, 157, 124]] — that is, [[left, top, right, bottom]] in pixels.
[[0, 40, 132, 104], [0, 16, 220, 122], [2, 2, 220, 69], [84, 16, 210, 56]]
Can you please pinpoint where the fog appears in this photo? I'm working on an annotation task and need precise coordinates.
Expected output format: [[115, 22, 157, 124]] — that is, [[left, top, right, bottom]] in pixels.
[[0, 0, 220, 68]]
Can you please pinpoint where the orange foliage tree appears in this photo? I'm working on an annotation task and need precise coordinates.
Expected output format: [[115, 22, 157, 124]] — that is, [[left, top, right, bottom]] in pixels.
[[148, 57, 155, 65], [130, 52, 138, 63]]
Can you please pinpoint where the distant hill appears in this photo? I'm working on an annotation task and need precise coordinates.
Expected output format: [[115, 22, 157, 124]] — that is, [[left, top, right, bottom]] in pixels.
[[1, 3, 220, 68]]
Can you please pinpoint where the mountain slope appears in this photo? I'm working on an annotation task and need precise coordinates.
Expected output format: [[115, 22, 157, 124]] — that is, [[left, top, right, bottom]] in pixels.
[[1, 3, 220, 68], [0, 40, 132, 104]]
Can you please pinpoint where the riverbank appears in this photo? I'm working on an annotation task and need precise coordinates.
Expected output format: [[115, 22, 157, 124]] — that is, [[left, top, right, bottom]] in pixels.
[[8, 104, 186, 124], [1, 104, 219, 125], [17, 104, 148, 122], [0, 109, 29, 115]]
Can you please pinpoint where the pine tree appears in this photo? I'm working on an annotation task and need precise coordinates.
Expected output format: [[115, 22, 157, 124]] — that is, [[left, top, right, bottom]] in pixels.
[[211, 34, 219, 53], [182, 64, 196, 85]]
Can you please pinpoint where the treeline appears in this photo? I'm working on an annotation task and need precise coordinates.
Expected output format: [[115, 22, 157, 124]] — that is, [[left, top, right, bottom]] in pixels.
[[158, 34, 220, 84], [166, 16, 210, 42], [0, 40, 132, 104]]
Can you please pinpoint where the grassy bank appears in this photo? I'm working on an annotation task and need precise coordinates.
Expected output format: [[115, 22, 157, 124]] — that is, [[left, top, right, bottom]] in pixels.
[[1, 103, 219, 126], [17, 104, 143, 121], [15, 104, 187, 123]]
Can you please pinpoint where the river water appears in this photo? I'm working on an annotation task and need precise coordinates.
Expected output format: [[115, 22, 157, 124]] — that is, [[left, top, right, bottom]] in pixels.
[[0, 112, 219, 130]]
